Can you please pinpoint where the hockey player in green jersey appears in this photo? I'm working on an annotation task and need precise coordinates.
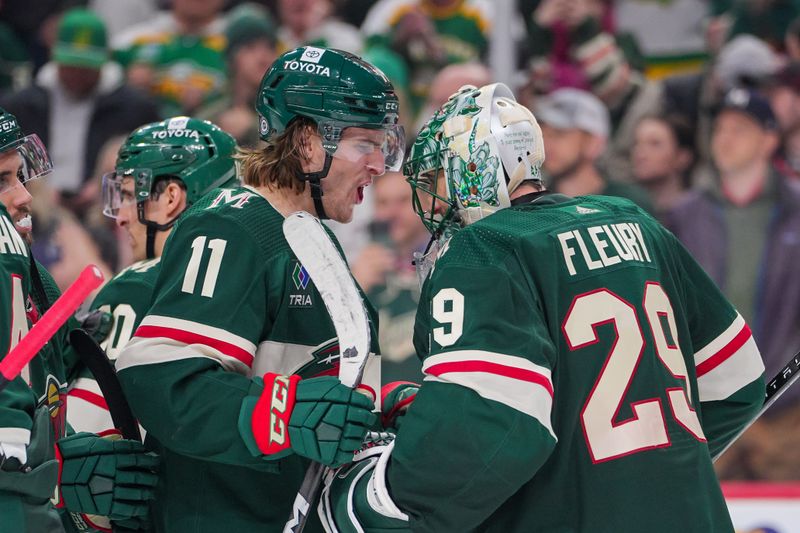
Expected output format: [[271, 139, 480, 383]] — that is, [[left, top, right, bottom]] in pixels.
[[66, 116, 240, 437], [116, 46, 404, 532], [318, 84, 767, 533], [0, 107, 158, 533]]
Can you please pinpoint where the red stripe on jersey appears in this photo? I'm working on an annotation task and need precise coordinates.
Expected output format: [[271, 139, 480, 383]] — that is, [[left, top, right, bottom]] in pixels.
[[69, 388, 109, 410], [134, 325, 254, 367], [696, 323, 752, 377], [425, 360, 554, 397]]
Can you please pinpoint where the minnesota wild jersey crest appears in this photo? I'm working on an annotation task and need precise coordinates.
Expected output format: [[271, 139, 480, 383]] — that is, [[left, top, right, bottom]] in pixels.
[[37, 373, 67, 440]]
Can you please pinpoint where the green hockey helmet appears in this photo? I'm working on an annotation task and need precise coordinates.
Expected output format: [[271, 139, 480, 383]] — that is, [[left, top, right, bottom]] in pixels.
[[102, 116, 239, 259], [102, 116, 239, 219], [0, 107, 53, 194], [405, 83, 544, 237], [256, 46, 404, 174]]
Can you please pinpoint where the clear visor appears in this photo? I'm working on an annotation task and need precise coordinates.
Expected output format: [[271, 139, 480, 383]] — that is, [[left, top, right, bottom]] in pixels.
[[318, 122, 405, 174], [101, 168, 155, 219], [0, 134, 53, 195]]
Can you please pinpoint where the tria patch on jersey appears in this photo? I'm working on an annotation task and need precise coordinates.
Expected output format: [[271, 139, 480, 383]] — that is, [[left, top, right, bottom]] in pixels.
[[289, 262, 314, 308]]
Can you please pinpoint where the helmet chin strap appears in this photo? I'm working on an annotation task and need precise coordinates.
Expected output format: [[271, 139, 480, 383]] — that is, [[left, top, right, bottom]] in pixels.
[[297, 152, 333, 220], [137, 203, 186, 260]]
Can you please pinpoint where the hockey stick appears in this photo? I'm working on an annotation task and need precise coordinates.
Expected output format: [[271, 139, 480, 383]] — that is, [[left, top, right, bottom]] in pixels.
[[68, 328, 142, 441], [281, 211, 372, 533], [713, 350, 800, 462], [0, 265, 105, 392]]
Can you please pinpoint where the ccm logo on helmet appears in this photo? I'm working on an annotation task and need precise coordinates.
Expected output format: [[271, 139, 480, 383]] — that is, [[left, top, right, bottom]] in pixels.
[[151, 129, 200, 140], [0, 119, 17, 132], [284, 60, 331, 77]]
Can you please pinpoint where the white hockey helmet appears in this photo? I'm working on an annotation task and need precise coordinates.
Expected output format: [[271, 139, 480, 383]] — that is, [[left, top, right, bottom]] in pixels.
[[405, 83, 545, 236]]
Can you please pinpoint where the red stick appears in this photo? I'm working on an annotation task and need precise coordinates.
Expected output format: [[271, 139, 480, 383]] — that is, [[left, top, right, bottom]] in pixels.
[[0, 264, 104, 386]]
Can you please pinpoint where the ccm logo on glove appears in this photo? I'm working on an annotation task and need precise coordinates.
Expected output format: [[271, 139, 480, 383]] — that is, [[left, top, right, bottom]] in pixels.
[[253, 373, 301, 454]]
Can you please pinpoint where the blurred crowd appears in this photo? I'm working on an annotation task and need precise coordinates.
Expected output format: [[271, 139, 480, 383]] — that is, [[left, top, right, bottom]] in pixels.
[[2, 0, 800, 483]]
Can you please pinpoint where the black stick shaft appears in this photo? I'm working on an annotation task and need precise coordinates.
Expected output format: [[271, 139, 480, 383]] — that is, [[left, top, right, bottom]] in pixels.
[[283, 462, 326, 533], [713, 351, 800, 462], [69, 328, 141, 441]]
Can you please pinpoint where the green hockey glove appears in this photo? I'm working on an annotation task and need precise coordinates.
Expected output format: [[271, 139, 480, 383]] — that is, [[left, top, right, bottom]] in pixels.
[[78, 309, 114, 344], [240, 373, 377, 467], [319, 433, 410, 533], [56, 432, 159, 526], [381, 381, 419, 431]]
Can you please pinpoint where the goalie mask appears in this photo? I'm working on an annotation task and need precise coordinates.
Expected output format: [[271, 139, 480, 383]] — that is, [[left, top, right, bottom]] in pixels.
[[405, 83, 544, 238], [256, 46, 404, 218], [0, 107, 53, 195], [102, 116, 239, 258]]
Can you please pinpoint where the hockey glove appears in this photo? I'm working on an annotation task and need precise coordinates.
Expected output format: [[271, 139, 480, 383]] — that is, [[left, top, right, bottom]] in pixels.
[[381, 381, 419, 431], [241, 373, 377, 467], [78, 308, 114, 344], [318, 433, 410, 533], [56, 432, 159, 528]]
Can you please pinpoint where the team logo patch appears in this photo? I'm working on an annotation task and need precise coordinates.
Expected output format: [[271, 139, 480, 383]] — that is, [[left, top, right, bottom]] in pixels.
[[300, 47, 325, 63], [259, 116, 269, 136], [38, 374, 67, 440], [289, 262, 313, 307]]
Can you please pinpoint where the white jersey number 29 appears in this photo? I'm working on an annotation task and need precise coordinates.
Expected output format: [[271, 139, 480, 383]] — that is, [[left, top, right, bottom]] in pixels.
[[563, 282, 705, 463]]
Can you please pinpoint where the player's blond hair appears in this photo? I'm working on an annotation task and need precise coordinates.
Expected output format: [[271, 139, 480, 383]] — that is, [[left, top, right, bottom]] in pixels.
[[237, 117, 315, 193]]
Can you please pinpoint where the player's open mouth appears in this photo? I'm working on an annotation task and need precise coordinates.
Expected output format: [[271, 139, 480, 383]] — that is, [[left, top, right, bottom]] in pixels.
[[356, 186, 365, 204], [15, 215, 32, 233]]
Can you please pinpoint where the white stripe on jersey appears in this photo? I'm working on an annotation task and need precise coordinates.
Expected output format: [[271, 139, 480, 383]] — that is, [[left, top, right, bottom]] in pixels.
[[252, 340, 317, 376], [67, 377, 113, 435], [694, 314, 764, 401], [422, 350, 555, 438], [0, 427, 30, 445], [253, 339, 383, 411], [138, 315, 257, 355], [116, 335, 252, 375]]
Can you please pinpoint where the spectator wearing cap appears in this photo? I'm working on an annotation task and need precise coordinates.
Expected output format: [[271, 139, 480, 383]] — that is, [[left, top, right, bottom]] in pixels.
[[665, 87, 800, 481], [535, 88, 653, 212], [0, 7, 159, 217], [197, 3, 278, 148], [663, 34, 782, 165]]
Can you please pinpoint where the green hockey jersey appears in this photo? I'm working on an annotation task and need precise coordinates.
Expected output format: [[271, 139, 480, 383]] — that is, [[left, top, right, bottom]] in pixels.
[[65, 257, 161, 436], [0, 203, 37, 449], [0, 201, 82, 533], [388, 194, 765, 532], [116, 187, 380, 532]]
